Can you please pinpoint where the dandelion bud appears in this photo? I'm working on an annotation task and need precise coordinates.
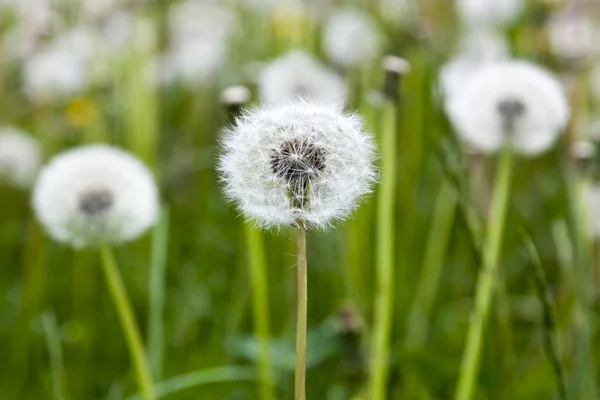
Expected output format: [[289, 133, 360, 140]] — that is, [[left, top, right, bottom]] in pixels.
[[218, 101, 378, 230], [32, 145, 159, 248], [381, 55, 410, 102], [0, 127, 41, 189], [571, 140, 595, 173], [447, 61, 569, 155]]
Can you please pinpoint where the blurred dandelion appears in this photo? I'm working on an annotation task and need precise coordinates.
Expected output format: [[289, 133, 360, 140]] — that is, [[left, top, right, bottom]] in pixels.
[[32, 145, 158, 248], [0, 127, 41, 189], [322, 9, 380, 69], [546, 8, 600, 62], [455, 0, 524, 27], [447, 60, 569, 155], [258, 51, 347, 105], [32, 144, 158, 400]]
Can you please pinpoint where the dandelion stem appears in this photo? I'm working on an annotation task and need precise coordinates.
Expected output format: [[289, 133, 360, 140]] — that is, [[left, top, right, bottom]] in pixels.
[[245, 223, 275, 400], [369, 102, 398, 400], [148, 206, 170, 380], [455, 146, 513, 400], [295, 227, 308, 400], [100, 245, 155, 400]]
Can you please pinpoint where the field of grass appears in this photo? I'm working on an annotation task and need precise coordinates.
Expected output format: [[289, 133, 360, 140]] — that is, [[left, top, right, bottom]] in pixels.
[[0, 0, 599, 399]]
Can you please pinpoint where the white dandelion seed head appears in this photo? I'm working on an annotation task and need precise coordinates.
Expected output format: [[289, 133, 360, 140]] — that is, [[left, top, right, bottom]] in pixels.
[[168, 0, 234, 44], [258, 51, 348, 105], [447, 61, 569, 155], [218, 101, 378, 230], [221, 85, 251, 106], [547, 11, 600, 61], [323, 9, 380, 68], [161, 38, 227, 84], [32, 145, 159, 248], [379, 0, 418, 26], [0, 127, 42, 189], [23, 45, 87, 101], [439, 29, 508, 101], [455, 0, 524, 27]]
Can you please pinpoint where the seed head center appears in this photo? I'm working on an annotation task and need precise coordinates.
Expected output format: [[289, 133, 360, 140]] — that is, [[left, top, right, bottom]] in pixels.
[[270, 138, 326, 183], [79, 189, 113, 216]]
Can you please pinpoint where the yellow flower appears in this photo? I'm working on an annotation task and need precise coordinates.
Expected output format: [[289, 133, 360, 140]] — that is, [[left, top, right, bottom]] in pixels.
[[65, 97, 97, 128]]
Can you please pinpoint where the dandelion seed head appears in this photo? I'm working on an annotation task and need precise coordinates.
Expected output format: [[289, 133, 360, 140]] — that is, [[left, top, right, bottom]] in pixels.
[[218, 101, 378, 230], [547, 10, 600, 61], [455, 0, 524, 27], [259, 51, 347, 105], [323, 10, 380, 68], [0, 127, 41, 189], [32, 145, 159, 248], [447, 60, 569, 155]]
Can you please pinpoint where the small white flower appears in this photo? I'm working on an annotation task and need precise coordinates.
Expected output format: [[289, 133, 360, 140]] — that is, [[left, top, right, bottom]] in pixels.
[[447, 61, 569, 155], [23, 45, 87, 100], [218, 101, 378, 230], [259, 51, 347, 105], [439, 29, 508, 100], [32, 145, 159, 248], [547, 10, 600, 60], [0, 127, 41, 189], [455, 0, 523, 27], [322, 9, 380, 68]]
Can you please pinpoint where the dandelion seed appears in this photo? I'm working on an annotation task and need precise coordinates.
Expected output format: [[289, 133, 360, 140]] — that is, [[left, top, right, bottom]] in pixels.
[[218, 101, 378, 230], [259, 51, 347, 105], [32, 145, 159, 248], [447, 61, 569, 155], [0, 127, 41, 189], [322, 9, 380, 69], [455, 0, 524, 27]]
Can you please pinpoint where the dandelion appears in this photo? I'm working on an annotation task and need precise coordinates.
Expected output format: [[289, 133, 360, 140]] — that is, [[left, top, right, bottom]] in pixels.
[[219, 101, 378, 400], [322, 9, 380, 69], [32, 145, 158, 248], [219, 101, 378, 230], [0, 127, 41, 189], [452, 60, 569, 400], [439, 29, 508, 101], [23, 46, 87, 101], [32, 144, 158, 400], [258, 51, 347, 105], [447, 60, 569, 155], [455, 0, 524, 27], [547, 9, 600, 61]]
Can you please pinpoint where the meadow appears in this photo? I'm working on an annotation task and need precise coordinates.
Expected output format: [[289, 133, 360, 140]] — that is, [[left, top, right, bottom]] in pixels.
[[0, 0, 599, 399]]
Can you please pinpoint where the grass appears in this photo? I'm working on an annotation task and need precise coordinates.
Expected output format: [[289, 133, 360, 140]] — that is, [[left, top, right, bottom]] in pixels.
[[0, 1, 599, 399]]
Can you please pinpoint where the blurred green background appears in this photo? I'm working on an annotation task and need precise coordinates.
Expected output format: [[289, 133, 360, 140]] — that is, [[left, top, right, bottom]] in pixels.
[[0, 0, 599, 399]]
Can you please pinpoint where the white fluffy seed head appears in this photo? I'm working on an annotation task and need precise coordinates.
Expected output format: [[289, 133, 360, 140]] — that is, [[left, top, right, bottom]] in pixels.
[[322, 9, 380, 68], [0, 127, 42, 189], [447, 60, 569, 155], [218, 101, 378, 230], [258, 51, 347, 105], [32, 145, 159, 248], [547, 10, 600, 61], [455, 0, 524, 27]]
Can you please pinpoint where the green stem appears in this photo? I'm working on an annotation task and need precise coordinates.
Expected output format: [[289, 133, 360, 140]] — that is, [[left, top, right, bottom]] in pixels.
[[148, 206, 170, 380], [244, 223, 275, 400], [100, 245, 155, 400], [369, 103, 398, 400], [41, 312, 65, 400], [295, 228, 307, 400], [455, 147, 514, 400], [404, 178, 457, 350]]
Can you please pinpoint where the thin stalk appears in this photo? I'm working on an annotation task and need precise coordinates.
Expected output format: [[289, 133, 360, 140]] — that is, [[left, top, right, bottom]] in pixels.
[[369, 103, 398, 400], [404, 178, 457, 350], [244, 223, 275, 400], [100, 245, 155, 400], [295, 227, 308, 400], [41, 312, 65, 400], [148, 206, 170, 380], [455, 147, 514, 400]]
